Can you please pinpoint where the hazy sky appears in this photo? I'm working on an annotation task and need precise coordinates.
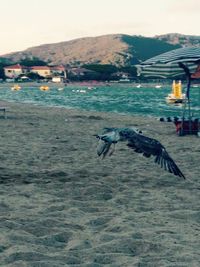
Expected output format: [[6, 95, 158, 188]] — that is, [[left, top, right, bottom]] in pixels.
[[0, 0, 199, 55]]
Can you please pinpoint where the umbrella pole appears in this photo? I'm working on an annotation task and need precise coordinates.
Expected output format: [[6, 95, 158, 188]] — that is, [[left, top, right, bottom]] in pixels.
[[186, 75, 192, 134], [179, 63, 192, 134]]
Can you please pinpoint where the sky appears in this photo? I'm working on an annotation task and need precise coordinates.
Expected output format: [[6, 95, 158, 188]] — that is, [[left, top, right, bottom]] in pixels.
[[0, 0, 199, 55]]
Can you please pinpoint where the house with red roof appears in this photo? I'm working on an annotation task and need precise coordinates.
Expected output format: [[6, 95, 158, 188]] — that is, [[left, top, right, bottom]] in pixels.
[[51, 65, 66, 80], [50, 65, 65, 73], [4, 64, 28, 78], [30, 66, 51, 78], [4, 64, 67, 79], [30, 65, 66, 78]]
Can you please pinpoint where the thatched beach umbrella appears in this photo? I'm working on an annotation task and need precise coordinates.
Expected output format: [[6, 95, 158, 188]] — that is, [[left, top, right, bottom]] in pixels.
[[136, 46, 200, 135]]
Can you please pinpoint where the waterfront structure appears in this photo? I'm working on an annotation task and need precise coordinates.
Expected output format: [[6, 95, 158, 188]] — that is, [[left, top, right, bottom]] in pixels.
[[4, 64, 28, 78]]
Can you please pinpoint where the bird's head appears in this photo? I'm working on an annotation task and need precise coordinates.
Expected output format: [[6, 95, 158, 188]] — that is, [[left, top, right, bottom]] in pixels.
[[129, 127, 142, 134]]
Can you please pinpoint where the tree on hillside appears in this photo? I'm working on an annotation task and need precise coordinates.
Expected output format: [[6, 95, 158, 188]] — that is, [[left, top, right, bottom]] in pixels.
[[0, 67, 5, 79], [119, 66, 137, 77], [82, 64, 138, 81], [82, 64, 118, 81], [122, 35, 181, 62], [0, 57, 12, 65], [83, 64, 117, 74], [26, 72, 43, 80], [0, 62, 8, 80], [19, 57, 47, 67]]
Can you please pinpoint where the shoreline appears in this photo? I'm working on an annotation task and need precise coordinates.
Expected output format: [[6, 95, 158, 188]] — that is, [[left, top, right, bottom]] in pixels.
[[0, 98, 163, 121], [0, 100, 200, 266]]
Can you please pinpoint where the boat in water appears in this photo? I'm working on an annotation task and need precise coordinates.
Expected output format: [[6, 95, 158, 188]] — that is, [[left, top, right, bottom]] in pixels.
[[155, 84, 162, 89], [166, 80, 186, 104], [87, 86, 96, 90]]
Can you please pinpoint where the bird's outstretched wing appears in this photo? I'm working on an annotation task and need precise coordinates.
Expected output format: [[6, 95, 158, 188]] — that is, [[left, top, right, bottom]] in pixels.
[[126, 132, 185, 179], [95, 127, 185, 179]]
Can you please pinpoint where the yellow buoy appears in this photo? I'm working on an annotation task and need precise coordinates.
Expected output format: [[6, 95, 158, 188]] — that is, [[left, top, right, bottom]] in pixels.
[[173, 80, 182, 98], [40, 86, 49, 91], [11, 84, 21, 91], [166, 80, 186, 104]]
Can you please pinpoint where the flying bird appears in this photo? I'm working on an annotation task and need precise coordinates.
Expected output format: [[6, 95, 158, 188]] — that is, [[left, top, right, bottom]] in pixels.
[[95, 127, 185, 179]]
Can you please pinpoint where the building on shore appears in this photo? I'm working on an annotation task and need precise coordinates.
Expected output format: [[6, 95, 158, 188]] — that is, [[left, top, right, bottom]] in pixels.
[[3, 64, 67, 80], [4, 64, 29, 79]]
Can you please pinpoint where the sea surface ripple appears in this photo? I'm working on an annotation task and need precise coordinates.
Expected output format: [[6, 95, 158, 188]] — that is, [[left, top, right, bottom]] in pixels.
[[0, 83, 199, 118]]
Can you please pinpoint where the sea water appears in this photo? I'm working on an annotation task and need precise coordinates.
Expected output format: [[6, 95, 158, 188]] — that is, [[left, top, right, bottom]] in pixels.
[[0, 83, 199, 118]]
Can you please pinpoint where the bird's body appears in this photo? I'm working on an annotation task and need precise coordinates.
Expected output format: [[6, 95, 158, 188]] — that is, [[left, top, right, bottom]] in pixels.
[[95, 127, 185, 179]]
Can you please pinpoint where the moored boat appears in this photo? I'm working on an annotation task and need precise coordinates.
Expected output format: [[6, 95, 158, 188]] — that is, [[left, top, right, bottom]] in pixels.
[[155, 84, 162, 88]]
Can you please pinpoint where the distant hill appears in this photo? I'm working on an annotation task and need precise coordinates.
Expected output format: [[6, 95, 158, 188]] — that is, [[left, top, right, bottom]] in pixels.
[[1, 33, 199, 67], [155, 33, 200, 47]]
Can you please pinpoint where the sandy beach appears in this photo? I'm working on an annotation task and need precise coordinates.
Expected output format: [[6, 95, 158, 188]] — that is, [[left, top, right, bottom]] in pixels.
[[0, 100, 200, 267]]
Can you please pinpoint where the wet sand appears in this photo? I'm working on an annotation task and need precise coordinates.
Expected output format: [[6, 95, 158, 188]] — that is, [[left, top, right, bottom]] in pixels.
[[0, 101, 200, 267]]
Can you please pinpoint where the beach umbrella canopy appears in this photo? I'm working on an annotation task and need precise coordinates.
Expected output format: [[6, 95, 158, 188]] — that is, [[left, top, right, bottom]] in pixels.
[[191, 65, 200, 79], [136, 46, 200, 99], [137, 46, 200, 78]]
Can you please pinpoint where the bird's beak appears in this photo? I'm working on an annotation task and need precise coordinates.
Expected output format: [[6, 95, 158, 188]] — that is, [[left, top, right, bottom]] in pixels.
[[93, 134, 100, 139]]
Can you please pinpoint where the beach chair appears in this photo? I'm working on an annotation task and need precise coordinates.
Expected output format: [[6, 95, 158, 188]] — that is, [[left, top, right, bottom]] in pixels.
[[159, 116, 200, 136], [174, 117, 200, 136]]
